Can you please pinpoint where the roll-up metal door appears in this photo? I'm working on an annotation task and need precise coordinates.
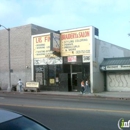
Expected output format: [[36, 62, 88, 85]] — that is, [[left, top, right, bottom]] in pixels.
[[107, 72, 130, 91]]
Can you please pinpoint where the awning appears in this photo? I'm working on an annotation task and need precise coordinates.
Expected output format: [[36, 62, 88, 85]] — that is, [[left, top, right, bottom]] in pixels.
[[100, 57, 130, 71]]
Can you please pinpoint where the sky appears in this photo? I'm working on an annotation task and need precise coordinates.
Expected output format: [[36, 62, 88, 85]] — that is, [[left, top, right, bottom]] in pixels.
[[0, 0, 130, 49]]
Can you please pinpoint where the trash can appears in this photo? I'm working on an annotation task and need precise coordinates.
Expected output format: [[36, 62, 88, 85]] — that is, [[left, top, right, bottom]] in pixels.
[[12, 85, 17, 91]]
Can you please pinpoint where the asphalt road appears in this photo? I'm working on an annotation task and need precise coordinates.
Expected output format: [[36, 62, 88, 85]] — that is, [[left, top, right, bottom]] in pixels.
[[0, 92, 130, 130]]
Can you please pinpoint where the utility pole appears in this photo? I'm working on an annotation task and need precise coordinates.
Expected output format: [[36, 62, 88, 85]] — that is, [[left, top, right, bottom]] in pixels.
[[0, 25, 11, 92]]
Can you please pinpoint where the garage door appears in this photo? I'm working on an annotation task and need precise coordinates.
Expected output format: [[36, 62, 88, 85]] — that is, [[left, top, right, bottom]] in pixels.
[[107, 72, 130, 91]]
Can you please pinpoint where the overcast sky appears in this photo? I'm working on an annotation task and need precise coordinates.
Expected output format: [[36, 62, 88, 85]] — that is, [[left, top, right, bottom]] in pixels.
[[0, 0, 130, 49]]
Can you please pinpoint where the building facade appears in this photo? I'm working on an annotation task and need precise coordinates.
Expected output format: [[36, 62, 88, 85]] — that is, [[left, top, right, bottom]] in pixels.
[[32, 26, 130, 92], [0, 24, 54, 89], [0, 24, 130, 92], [32, 26, 93, 92], [100, 57, 130, 91], [93, 39, 130, 92]]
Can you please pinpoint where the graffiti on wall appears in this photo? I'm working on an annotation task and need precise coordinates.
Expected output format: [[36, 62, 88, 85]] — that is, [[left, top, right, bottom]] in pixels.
[[107, 73, 130, 88]]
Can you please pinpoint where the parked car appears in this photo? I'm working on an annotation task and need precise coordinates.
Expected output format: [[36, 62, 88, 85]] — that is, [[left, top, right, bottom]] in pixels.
[[0, 109, 51, 130]]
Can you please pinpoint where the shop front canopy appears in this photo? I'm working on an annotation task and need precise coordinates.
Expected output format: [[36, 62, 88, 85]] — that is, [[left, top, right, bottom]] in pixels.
[[100, 57, 130, 71]]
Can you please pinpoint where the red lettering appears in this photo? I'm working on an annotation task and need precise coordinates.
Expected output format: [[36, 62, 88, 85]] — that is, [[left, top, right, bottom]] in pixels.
[[61, 35, 64, 40], [79, 31, 89, 37], [85, 31, 89, 37], [79, 32, 82, 37], [44, 36, 50, 42], [61, 30, 89, 40], [36, 37, 42, 43]]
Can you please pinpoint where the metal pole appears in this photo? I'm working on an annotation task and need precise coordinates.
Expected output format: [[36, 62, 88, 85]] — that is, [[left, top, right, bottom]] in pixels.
[[7, 28, 11, 92], [0, 25, 11, 92]]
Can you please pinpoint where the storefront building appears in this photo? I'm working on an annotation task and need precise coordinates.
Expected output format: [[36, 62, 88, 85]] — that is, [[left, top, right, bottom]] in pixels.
[[1, 24, 130, 92], [100, 57, 130, 91], [32, 27, 93, 92], [32, 26, 130, 92]]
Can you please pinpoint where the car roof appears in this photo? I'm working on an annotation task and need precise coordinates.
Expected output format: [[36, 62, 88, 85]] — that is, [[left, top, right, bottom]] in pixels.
[[0, 109, 22, 123]]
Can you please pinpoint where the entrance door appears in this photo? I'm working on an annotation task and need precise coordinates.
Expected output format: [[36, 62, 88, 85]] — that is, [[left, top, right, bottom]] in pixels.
[[77, 72, 82, 91], [71, 73, 77, 91], [35, 72, 44, 90], [59, 73, 68, 91]]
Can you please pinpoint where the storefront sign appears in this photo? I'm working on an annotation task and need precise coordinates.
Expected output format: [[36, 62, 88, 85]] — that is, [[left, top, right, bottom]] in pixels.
[[34, 57, 63, 65], [50, 79, 55, 84], [82, 55, 90, 62], [67, 56, 77, 62], [104, 65, 130, 70], [50, 32, 60, 52], [33, 34, 56, 58], [26, 82, 39, 88], [61, 29, 90, 56]]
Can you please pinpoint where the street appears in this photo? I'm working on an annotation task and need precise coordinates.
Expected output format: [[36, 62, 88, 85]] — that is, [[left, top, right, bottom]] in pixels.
[[0, 92, 130, 130]]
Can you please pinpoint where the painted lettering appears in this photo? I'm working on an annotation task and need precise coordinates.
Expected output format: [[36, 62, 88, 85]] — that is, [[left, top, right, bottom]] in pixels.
[[44, 36, 50, 42], [36, 37, 42, 43], [61, 31, 89, 40]]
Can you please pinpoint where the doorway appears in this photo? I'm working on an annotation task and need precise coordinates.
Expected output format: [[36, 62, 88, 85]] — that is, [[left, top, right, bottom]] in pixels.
[[63, 63, 90, 92], [71, 73, 77, 91]]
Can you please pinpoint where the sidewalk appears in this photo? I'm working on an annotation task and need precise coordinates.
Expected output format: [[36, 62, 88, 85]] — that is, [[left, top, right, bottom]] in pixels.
[[1, 89, 130, 100], [37, 91, 130, 100]]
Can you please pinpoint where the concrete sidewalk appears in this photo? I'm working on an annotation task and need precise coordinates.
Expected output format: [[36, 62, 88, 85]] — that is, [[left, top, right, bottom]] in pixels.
[[0, 90, 130, 100], [37, 91, 130, 99]]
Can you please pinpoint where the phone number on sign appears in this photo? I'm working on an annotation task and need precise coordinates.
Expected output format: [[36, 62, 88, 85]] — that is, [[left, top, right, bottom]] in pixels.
[[76, 50, 90, 54]]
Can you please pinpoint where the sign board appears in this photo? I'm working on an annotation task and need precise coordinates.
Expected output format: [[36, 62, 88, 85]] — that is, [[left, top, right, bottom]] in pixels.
[[61, 29, 90, 56], [100, 65, 130, 71], [34, 57, 63, 65], [82, 55, 90, 63], [67, 56, 77, 62], [50, 32, 60, 52], [33, 34, 56, 58], [50, 79, 55, 84], [26, 82, 39, 88], [106, 65, 130, 70]]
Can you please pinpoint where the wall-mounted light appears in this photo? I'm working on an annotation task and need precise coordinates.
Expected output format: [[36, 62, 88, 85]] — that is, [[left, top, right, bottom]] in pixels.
[[26, 66, 29, 69]]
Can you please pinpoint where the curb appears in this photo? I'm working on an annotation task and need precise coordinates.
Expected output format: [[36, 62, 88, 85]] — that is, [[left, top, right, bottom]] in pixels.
[[0, 90, 130, 100], [94, 94, 130, 100]]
